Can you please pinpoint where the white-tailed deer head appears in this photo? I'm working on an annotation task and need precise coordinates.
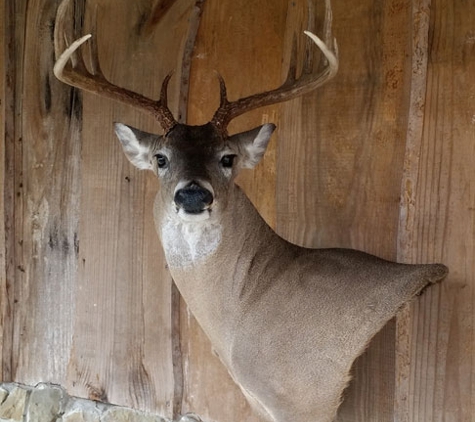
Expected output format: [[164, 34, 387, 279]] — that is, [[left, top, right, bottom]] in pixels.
[[53, 0, 338, 228], [113, 119, 276, 224], [54, 1, 447, 421]]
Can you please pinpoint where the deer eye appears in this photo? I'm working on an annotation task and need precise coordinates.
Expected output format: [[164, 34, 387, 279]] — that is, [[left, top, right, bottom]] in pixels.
[[155, 154, 169, 169], [220, 154, 236, 168]]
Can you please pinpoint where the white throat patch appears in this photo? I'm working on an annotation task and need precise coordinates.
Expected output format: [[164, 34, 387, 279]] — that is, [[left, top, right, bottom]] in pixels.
[[161, 214, 222, 268]]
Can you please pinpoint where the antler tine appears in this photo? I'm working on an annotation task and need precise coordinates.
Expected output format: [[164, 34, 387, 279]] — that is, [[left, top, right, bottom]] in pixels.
[[53, 1, 177, 134], [211, 1, 338, 135], [210, 73, 231, 131]]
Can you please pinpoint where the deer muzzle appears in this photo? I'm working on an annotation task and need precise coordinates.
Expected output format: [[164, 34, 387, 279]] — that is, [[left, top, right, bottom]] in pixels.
[[174, 181, 214, 216]]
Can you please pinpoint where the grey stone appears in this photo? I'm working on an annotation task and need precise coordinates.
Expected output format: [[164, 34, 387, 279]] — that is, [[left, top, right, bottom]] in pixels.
[[0, 383, 184, 422], [101, 407, 167, 422], [26, 384, 67, 422], [61, 398, 102, 422], [0, 386, 29, 421], [0, 386, 9, 405], [177, 414, 203, 422]]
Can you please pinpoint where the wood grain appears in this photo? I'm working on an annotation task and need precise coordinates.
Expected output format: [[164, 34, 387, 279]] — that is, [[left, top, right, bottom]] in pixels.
[[394, 1, 432, 420], [396, 0, 475, 420], [2, 0, 26, 383], [0, 0, 6, 380], [3, 0, 80, 385], [140, 0, 181, 37]]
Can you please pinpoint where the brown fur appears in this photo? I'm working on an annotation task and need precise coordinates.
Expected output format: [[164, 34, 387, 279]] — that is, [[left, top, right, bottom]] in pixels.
[[116, 122, 448, 422], [53, 7, 447, 418]]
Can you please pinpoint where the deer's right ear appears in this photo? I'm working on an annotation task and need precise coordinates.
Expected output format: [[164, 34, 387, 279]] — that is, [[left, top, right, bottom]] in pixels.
[[114, 123, 155, 170]]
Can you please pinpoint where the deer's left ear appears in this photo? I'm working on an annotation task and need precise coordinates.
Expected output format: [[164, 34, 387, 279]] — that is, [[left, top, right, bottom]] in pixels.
[[114, 123, 157, 170], [229, 123, 276, 169]]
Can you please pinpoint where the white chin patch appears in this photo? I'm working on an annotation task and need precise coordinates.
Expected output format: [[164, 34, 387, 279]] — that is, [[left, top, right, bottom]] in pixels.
[[176, 208, 211, 222]]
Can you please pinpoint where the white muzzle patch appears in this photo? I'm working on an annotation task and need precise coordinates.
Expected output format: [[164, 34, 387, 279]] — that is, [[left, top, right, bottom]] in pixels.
[[176, 207, 212, 222]]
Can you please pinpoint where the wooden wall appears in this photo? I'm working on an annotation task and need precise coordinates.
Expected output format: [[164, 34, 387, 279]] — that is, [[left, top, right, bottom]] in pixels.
[[1, 0, 474, 421]]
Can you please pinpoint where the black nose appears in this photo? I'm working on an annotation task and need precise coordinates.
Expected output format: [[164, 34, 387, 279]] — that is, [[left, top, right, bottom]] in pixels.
[[174, 182, 213, 214]]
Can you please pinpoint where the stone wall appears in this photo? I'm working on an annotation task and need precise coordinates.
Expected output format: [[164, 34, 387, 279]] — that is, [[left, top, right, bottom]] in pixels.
[[0, 384, 201, 422]]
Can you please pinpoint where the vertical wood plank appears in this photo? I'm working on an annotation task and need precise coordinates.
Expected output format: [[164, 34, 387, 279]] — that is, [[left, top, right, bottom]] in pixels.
[[394, 1, 432, 420], [0, 0, 6, 380], [2, 0, 27, 383], [276, 0, 413, 420], [5, 0, 82, 385], [65, 0, 192, 414], [396, 0, 475, 420]]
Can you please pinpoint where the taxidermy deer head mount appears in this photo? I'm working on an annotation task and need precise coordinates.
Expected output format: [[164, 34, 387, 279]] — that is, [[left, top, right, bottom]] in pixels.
[[54, 0, 448, 421]]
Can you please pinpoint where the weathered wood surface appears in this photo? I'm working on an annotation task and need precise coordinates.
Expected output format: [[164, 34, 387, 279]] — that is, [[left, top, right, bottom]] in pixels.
[[1, 0, 474, 421], [0, 0, 6, 379], [395, 0, 475, 421], [1, 0, 194, 417]]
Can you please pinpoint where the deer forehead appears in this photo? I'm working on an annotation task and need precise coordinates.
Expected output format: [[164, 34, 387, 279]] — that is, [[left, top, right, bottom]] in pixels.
[[163, 123, 224, 152], [158, 124, 237, 180]]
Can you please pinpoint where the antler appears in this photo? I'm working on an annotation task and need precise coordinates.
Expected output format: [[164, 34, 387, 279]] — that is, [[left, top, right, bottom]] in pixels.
[[53, 0, 177, 134], [53, 0, 338, 136], [211, 1, 339, 134]]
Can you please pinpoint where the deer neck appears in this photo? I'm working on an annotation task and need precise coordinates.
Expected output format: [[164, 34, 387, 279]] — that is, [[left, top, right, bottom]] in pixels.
[[156, 183, 277, 267], [154, 184, 284, 356]]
